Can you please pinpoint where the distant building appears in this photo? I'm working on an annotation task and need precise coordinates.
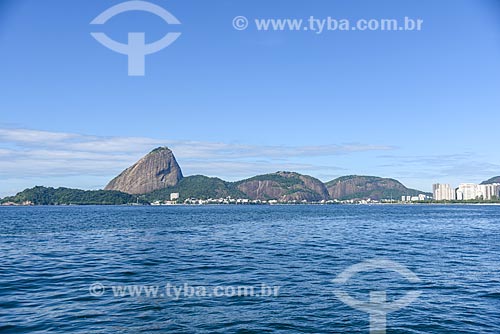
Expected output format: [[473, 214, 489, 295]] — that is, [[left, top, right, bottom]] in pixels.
[[170, 193, 180, 201], [401, 194, 429, 202], [483, 183, 500, 200], [1, 202, 18, 206], [457, 183, 500, 200], [433, 184, 456, 201]]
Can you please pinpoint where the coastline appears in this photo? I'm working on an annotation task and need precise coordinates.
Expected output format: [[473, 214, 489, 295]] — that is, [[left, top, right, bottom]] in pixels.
[[3, 202, 500, 207]]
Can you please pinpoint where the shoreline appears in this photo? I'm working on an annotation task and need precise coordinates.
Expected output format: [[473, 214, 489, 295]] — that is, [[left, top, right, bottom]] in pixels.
[[2, 202, 500, 207]]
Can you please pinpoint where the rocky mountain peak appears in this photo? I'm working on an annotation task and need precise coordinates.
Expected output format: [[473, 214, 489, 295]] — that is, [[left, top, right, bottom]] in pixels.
[[104, 147, 183, 194], [235, 171, 330, 202], [325, 175, 424, 200]]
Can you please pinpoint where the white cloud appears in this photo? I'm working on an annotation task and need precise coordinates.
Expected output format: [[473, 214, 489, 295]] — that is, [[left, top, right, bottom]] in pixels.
[[0, 128, 78, 143]]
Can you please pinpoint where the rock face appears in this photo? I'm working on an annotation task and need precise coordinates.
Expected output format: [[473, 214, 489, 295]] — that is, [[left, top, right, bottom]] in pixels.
[[325, 175, 423, 200], [105, 147, 183, 194], [236, 171, 330, 202], [481, 176, 500, 184]]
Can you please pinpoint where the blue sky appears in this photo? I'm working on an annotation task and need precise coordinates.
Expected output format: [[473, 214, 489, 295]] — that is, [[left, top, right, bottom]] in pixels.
[[1, 0, 500, 197]]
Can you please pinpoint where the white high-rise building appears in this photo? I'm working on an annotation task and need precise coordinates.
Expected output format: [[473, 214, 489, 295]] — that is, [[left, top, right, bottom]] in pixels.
[[433, 184, 456, 201], [483, 183, 500, 200], [456, 183, 478, 200], [456, 183, 500, 200]]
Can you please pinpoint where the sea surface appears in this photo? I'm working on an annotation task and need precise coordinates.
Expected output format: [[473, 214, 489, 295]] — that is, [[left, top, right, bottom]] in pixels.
[[0, 205, 499, 333]]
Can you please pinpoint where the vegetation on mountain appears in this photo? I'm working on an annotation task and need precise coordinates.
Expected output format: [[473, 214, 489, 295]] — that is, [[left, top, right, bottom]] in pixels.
[[325, 175, 429, 200], [143, 175, 245, 202], [234, 171, 330, 201], [0, 186, 145, 205]]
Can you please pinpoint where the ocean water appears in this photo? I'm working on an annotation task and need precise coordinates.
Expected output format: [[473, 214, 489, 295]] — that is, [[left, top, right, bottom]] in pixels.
[[0, 205, 498, 333]]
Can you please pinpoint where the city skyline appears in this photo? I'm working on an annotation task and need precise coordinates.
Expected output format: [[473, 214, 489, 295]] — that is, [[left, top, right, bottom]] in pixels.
[[433, 182, 500, 201]]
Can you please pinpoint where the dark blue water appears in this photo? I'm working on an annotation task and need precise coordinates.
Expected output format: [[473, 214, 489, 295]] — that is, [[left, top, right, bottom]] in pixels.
[[0, 205, 499, 333]]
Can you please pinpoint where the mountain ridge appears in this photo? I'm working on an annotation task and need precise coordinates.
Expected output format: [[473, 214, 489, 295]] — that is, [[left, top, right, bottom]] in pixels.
[[235, 171, 330, 202], [1, 147, 434, 203], [481, 176, 500, 185], [325, 175, 429, 201]]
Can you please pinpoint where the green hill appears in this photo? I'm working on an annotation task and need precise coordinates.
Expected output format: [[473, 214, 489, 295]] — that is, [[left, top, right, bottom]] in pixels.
[[143, 175, 245, 202], [325, 175, 429, 200], [234, 171, 330, 202], [1, 186, 144, 205]]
